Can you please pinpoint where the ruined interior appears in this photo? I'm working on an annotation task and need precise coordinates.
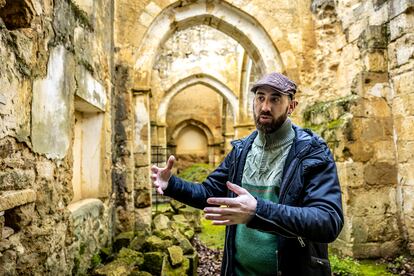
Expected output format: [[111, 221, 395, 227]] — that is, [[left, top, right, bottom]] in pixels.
[[0, 0, 414, 274]]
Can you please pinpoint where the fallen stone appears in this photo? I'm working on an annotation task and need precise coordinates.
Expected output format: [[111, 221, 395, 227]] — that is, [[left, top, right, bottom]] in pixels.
[[167, 245, 184, 266], [153, 228, 173, 240], [153, 214, 170, 231], [142, 252, 164, 275], [161, 254, 190, 276], [170, 199, 186, 212], [113, 231, 135, 252], [117, 248, 144, 266], [143, 235, 173, 252], [173, 231, 194, 254], [94, 260, 130, 276]]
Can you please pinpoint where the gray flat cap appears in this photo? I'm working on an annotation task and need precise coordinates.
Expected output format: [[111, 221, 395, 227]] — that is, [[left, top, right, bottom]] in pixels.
[[251, 72, 297, 96]]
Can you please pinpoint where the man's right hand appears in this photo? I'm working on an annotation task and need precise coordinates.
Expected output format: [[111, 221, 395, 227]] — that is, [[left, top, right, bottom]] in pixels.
[[151, 155, 176, 195]]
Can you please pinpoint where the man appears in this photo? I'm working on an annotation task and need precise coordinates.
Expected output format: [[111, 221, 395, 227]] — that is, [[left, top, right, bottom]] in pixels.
[[151, 72, 343, 276]]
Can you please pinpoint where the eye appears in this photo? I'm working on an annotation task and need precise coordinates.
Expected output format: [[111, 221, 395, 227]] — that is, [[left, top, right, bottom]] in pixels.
[[271, 97, 281, 103]]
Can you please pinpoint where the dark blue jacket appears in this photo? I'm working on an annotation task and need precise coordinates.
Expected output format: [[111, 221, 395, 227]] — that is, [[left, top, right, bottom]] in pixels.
[[165, 125, 344, 275]]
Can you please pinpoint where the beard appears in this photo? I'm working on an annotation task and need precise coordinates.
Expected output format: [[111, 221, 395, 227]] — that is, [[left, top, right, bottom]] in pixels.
[[254, 106, 289, 134]]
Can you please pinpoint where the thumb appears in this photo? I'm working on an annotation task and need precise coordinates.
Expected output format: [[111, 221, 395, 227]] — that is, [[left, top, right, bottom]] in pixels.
[[166, 155, 176, 170], [226, 181, 246, 195]]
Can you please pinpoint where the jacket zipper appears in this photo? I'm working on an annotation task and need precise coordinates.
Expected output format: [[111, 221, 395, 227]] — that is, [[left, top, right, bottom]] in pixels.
[[256, 214, 306, 247]]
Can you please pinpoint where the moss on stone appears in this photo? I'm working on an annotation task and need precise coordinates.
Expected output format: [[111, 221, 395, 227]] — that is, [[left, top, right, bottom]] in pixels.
[[142, 252, 165, 275], [167, 245, 184, 266], [117, 248, 144, 266], [68, 0, 93, 31], [90, 253, 102, 268]]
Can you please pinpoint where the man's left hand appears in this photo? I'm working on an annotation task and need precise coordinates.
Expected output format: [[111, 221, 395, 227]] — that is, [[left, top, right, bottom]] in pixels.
[[204, 181, 257, 225]]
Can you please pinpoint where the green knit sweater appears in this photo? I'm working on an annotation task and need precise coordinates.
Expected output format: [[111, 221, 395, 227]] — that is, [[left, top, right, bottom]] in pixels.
[[235, 119, 295, 276]]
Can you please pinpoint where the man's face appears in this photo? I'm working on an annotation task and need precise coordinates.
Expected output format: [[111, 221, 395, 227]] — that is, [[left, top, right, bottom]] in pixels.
[[253, 87, 297, 134]]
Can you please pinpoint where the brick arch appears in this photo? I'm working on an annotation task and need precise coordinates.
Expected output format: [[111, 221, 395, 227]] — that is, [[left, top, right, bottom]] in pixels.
[[134, 0, 285, 88], [170, 119, 214, 146], [157, 73, 238, 124]]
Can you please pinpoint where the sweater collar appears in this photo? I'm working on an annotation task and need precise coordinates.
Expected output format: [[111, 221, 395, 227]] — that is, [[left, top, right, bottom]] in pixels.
[[254, 118, 295, 148]]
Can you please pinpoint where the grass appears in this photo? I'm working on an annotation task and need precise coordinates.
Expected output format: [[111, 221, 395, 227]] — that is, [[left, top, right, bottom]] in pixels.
[[198, 217, 226, 250]]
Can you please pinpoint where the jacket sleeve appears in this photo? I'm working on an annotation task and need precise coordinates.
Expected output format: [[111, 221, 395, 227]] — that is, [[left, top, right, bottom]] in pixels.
[[246, 147, 344, 243], [163, 148, 235, 210]]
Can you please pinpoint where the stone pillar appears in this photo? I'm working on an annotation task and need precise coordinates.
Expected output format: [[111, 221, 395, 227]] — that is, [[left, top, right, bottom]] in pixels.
[[388, 0, 414, 253], [329, 25, 401, 258], [132, 88, 152, 230]]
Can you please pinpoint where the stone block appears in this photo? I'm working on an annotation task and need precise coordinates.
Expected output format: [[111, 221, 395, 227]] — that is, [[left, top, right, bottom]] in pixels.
[[161, 254, 189, 275], [134, 166, 150, 190], [0, 189, 36, 212], [388, 0, 414, 19], [337, 161, 365, 188], [348, 186, 397, 217], [402, 186, 414, 216], [392, 71, 414, 96], [352, 240, 401, 258], [352, 97, 390, 118], [395, 35, 414, 67], [347, 17, 368, 43], [393, 94, 414, 117], [0, 170, 36, 191], [363, 50, 387, 72], [394, 116, 414, 141], [134, 153, 149, 166], [373, 141, 396, 162], [360, 117, 393, 141], [397, 141, 414, 162], [143, 235, 173, 252], [347, 141, 374, 162], [389, 12, 414, 41], [357, 25, 387, 50], [142, 252, 164, 275], [134, 207, 152, 231], [185, 251, 199, 276], [167, 245, 183, 266], [399, 163, 414, 186], [364, 162, 398, 186], [4, 203, 35, 231], [153, 214, 170, 231], [369, 3, 388, 26], [134, 189, 151, 208], [351, 214, 400, 243]]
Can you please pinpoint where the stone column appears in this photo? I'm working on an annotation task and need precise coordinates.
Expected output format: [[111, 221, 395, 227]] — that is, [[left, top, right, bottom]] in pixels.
[[132, 88, 152, 230], [388, 0, 414, 253]]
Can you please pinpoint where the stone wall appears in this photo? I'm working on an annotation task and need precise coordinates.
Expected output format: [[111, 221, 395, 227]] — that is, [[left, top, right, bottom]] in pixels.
[[304, 0, 414, 257], [0, 0, 116, 274]]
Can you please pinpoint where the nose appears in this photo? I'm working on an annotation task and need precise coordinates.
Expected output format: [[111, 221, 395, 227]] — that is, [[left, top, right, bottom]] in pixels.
[[261, 98, 271, 112]]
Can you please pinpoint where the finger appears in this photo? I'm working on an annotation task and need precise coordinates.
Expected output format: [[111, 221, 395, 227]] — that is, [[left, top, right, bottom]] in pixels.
[[151, 174, 157, 181], [157, 186, 164, 195], [212, 220, 232, 226], [207, 197, 238, 207], [166, 155, 175, 170], [151, 166, 159, 173], [204, 213, 231, 220], [204, 207, 230, 214], [226, 181, 247, 195]]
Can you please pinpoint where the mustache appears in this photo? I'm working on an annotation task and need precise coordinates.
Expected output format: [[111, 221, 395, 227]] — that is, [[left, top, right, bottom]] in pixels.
[[259, 111, 272, 116]]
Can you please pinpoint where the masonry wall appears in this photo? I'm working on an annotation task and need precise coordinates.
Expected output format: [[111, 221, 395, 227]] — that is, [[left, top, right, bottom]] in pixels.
[[0, 0, 115, 274]]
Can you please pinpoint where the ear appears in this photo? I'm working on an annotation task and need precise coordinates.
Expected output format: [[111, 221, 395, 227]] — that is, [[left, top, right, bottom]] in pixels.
[[288, 99, 298, 115]]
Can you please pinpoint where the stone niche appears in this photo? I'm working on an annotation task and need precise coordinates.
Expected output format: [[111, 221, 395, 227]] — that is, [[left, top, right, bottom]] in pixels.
[[0, 0, 35, 30]]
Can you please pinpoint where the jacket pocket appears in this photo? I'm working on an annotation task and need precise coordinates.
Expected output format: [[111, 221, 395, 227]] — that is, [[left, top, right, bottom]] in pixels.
[[309, 256, 331, 275]]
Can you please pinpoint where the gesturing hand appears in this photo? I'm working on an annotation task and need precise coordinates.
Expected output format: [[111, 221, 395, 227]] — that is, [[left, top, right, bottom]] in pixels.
[[204, 181, 257, 225], [151, 155, 175, 195]]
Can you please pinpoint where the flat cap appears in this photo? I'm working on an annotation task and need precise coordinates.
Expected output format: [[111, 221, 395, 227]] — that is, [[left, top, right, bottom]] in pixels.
[[251, 72, 297, 96]]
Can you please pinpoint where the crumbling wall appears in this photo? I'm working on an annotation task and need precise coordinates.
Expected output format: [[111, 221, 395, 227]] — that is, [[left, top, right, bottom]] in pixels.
[[0, 0, 115, 274], [306, 0, 414, 258]]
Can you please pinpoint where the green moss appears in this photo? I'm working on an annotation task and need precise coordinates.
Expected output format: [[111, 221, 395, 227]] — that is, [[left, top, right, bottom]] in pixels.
[[79, 243, 86, 255], [178, 163, 214, 183], [90, 253, 102, 268], [330, 255, 396, 276], [69, 0, 94, 31], [198, 218, 225, 250]]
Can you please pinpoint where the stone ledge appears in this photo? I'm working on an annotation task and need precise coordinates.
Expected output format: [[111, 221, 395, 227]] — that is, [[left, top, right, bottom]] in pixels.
[[0, 189, 36, 212], [68, 198, 104, 220]]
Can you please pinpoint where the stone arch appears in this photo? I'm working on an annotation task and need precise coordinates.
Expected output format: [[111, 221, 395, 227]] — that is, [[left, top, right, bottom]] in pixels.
[[134, 0, 284, 88], [170, 119, 214, 146], [157, 73, 238, 124]]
